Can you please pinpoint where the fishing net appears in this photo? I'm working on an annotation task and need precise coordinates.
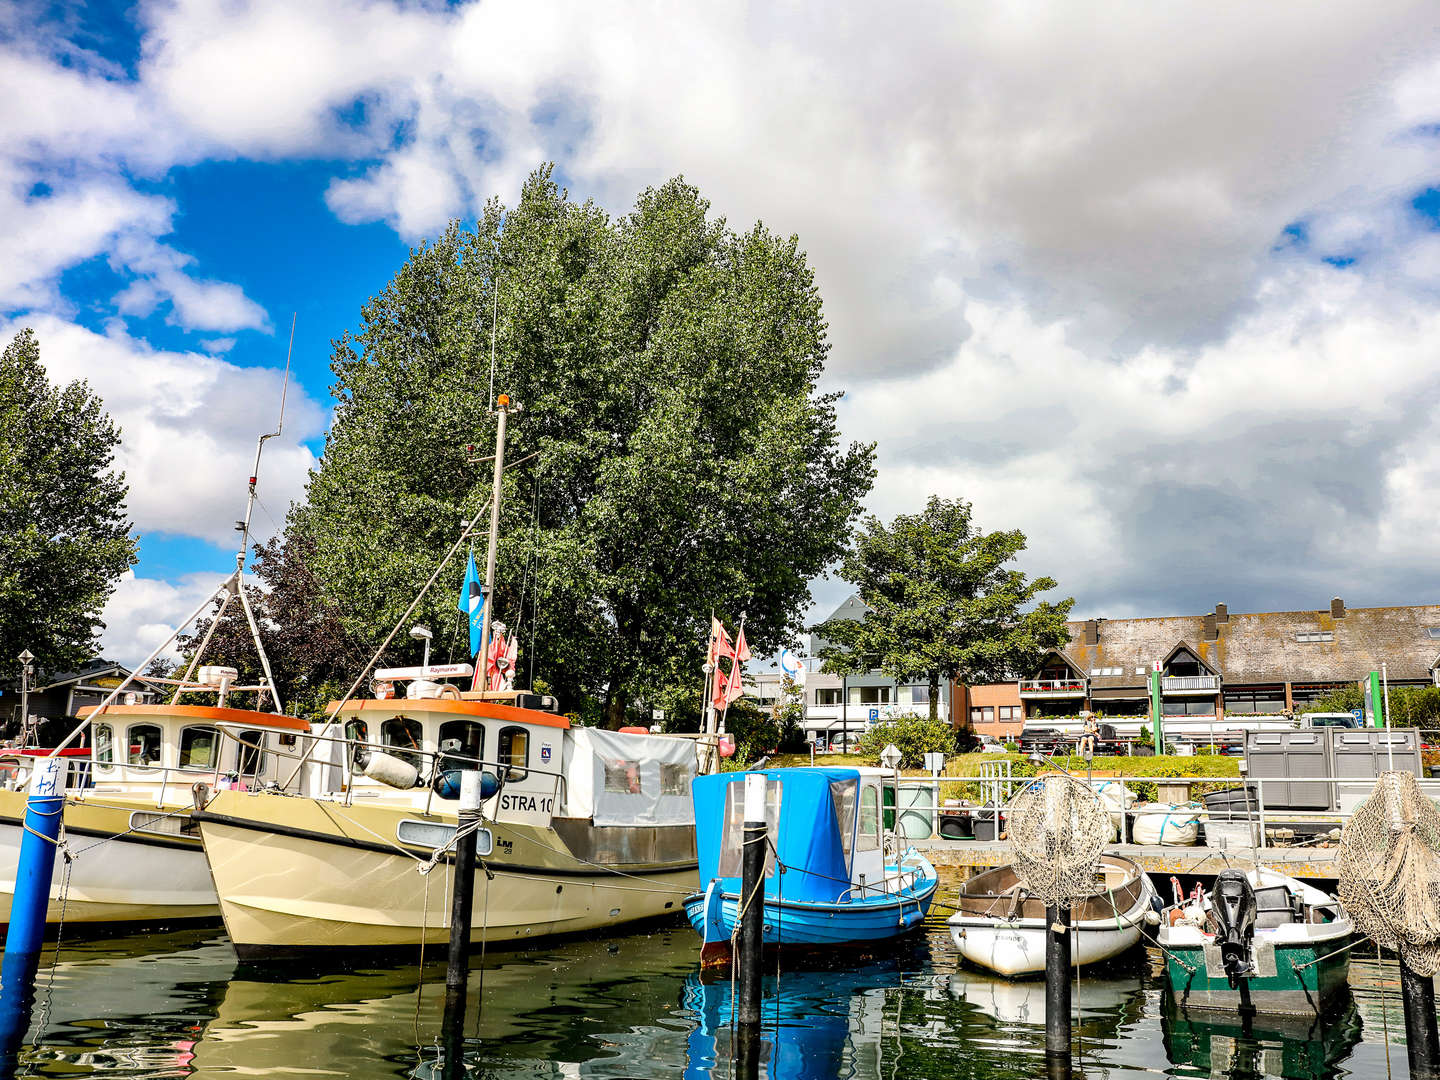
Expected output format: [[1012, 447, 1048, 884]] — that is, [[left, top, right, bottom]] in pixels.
[[1337, 770, 1440, 975], [1007, 773, 1112, 908]]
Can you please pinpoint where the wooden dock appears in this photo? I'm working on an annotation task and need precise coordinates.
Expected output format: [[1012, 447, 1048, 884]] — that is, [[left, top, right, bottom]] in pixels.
[[914, 838, 1339, 881]]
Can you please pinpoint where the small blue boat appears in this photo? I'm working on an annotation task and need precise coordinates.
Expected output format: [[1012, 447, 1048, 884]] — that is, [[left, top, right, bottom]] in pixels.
[[683, 767, 938, 958]]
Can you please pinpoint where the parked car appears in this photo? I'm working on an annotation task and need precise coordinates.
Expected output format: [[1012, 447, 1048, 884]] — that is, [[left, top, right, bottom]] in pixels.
[[1300, 712, 1362, 729], [977, 734, 1008, 754], [1018, 727, 1065, 753]]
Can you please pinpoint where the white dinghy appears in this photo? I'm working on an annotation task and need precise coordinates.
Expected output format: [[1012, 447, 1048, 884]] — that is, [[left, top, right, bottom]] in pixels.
[[948, 854, 1157, 976]]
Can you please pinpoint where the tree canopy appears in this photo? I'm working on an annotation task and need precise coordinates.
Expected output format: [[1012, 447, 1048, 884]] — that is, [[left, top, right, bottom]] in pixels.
[[290, 166, 875, 725], [816, 496, 1072, 722], [0, 329, 136, 684]]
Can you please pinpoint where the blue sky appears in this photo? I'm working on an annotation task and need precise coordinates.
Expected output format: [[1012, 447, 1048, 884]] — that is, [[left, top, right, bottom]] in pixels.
[[4, 1, 1440, 663]]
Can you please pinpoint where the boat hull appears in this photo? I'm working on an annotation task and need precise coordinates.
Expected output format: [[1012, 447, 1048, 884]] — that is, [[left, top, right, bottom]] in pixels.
[[683, 865, 937, 948], [1162, 928, 1352, 1015], [948, 917, 1144, 977], [0, 791, 217, 923], [194, 792, 698, 955]]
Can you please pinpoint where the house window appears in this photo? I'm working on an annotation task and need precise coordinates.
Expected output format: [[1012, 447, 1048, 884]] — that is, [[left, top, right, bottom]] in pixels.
[[1427, 627, 1440, 639], [178, 725, 218, 770], [497, 726, 529, 781], [910, 685, 930, 704], [127, 723, 162, 767], [970, 708, 985, 724], [981, 706, 995, 722], [1295, 631, 1334, 643], [852, 686, 891, 706], [382, 716, 425, 770], [998, 706, 1015, 721], [814, 689, 842, 706], [1163, 699, 1214, 716]]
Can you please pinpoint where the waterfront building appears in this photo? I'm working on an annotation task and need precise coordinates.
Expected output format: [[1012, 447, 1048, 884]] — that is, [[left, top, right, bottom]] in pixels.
[[746, 594, 954, 746], [962, 596, 1440, 741], [4, 658, 163, 742]]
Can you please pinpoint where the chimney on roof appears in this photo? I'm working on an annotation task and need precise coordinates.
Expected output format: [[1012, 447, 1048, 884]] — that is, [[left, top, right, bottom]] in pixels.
[[1331, 596, 1345, 619], [1215, 602, 1228, 623], [1203, 613, 1218, 641], [1083, 620, 1098, 646]]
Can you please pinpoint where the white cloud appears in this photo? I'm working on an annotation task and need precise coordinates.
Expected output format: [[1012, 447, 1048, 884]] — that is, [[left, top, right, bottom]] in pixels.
[[0, 314, 324, 547], [99, 570, 230, 667]]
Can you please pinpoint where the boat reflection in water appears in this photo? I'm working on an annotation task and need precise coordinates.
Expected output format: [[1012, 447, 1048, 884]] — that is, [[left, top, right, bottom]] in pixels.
[[1161, 992, 1364, 1080], [941, 964, 1148, 1052]]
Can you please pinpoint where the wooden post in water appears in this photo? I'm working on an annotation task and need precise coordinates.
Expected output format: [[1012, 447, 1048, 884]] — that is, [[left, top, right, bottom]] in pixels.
[[442, 770, 485, 1079], [1045, 903, 1072, 1067], [736, 772, 767, 1048], [1401, 959, 1440, 1080]]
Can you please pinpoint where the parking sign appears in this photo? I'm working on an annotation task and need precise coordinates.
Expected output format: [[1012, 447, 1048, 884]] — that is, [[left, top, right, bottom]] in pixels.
[[868, 707, 879, 722]]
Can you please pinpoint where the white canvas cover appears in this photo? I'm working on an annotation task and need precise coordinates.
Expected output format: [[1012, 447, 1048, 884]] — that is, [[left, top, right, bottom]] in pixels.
[[561, 728, 697, 826]]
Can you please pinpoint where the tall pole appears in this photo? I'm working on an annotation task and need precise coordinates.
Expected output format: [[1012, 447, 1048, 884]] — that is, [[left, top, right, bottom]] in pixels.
[[841, 673, 848, 754], [17, 651, 33, 744], [475, 396, 510, 696], [736, 772, 767, 1061], [1045, 902, 1072, 1073]]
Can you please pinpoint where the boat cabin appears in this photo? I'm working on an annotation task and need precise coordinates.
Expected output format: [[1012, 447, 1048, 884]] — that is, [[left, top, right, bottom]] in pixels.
[[693, 767, 903, 903], [77, 704, 309, 793]]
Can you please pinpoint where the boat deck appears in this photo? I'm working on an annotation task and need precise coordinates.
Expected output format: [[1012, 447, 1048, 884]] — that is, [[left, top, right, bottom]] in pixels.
[[914, 838, 1338, 880]]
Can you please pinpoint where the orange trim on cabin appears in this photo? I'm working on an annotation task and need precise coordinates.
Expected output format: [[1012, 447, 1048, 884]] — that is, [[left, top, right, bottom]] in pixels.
[[76, 704, 310, 731], [328, 698, 571, 730]]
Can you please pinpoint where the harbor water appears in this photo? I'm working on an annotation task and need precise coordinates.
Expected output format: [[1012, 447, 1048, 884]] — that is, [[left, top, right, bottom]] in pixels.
[[0, 873, 1420, 1079]]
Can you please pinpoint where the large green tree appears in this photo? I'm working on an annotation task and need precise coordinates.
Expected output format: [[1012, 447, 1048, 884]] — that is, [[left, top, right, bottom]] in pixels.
[[291, 167, 875, 726], [817, 496, 1072, 723], [0, 329, 136, 683]]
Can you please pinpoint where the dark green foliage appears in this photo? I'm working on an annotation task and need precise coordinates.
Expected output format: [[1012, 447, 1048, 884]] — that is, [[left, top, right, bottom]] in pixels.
[[722, 698, 782, 766], [292, 167, 874, 726], [1304, 684, 1363, 715], [817, 496, 1072, 722], [0, 329, 136, 682]]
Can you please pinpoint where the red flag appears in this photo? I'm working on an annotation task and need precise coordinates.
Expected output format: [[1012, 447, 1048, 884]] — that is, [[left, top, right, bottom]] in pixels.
[[706, 617, 734, 666], [711, 664, 730, 710], [725, 627, 751, 704]]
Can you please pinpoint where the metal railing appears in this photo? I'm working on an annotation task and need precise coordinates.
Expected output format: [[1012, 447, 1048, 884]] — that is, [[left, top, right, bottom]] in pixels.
[[1017, 679, 1087, 695], [880, 771, 1440, 854], [1162, 675, 1220, 692]]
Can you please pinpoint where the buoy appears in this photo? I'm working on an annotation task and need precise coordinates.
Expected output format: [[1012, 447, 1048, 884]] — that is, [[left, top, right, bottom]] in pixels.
[[361, 752, 420, 789]]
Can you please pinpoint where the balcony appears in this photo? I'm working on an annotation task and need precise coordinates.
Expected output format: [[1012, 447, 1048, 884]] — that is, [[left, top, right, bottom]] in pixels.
[[1162, 675, 1219, 694], [1018, 678, 1087, 697]]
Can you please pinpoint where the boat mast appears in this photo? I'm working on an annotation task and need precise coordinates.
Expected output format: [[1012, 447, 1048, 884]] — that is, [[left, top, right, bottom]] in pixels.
[[475, 394, 510, 692]]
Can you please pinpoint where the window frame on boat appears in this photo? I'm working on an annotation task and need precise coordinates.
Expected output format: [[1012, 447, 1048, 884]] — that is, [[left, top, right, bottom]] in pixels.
[[381, 715, 425, 771], [857, 782, 882, 851], [235, 728, 266, 778], [93, 722, 116, 771], [344, 718, 368, 771], [830, 778, 858, 874], [438, 719, 485, 769], [126, 722, 163, 768], [178, 724, 220, 771], [498, 726, 529, 781]]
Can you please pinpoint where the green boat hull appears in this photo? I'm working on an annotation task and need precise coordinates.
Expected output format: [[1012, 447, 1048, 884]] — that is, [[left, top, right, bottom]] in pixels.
[[1164, 933, 1351, 1016]]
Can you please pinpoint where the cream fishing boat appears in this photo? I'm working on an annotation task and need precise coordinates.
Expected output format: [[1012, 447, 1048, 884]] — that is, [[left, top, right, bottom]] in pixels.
[[193, 394, 703, 956], [194, 677, 703, 956]]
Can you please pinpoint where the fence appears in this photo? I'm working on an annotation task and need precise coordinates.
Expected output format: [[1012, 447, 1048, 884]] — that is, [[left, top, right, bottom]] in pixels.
[[884, 771, 1440, 852]]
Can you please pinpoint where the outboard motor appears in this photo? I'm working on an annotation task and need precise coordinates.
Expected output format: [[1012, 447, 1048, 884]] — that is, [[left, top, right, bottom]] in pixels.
[[1211, 869, 1257, 987]]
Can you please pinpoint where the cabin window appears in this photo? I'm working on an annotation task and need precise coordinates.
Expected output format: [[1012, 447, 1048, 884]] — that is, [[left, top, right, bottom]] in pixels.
[[93, 723, 115, 768], [830, 779, 858, 870], [178, 725, 219, 770], [127, 723, 162, 768], [382, 716, 425, 770], [717, 779, 781, 878], [857, 784, 881, 850], [344, 719, 368, 771], [236, 730, 265, 777], [603, 758, 642, 794], [438, 720, 484, 768], [660, 762, 692, 797], [497, 727, 529, 781]]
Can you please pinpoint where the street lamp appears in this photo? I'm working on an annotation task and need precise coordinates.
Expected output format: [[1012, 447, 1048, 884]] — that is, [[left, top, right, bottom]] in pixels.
[[409, 625, 433, 672], [17, 649, 34, 744]]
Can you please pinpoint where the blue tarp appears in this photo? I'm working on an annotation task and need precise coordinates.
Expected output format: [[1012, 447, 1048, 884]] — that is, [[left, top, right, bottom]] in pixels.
[[692, 768, 857, 903]]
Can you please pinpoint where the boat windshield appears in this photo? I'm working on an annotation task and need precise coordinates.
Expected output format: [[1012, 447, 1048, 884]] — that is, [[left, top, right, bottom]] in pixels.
[[831, 779, 857, 872], [858, 783, 881, 851], [718, 779, 781, 878]]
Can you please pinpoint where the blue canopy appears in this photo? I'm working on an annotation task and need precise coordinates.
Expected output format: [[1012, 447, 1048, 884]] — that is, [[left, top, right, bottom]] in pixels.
[[692, 768, 859, 904]]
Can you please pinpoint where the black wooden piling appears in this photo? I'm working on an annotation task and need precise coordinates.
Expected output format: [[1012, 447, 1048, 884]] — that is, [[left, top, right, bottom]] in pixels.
[[1045, 903, 1072, 1063], [735, 772, 767, 1060], [1401, 958, 1440, 1080], [442, 772, 484, 1079]]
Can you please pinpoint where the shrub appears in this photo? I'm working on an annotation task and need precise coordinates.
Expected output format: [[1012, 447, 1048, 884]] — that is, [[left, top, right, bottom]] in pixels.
[[856, 714, 954, 767]]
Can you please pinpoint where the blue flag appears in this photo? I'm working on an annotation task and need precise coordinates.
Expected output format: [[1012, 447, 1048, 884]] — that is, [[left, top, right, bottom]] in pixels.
[[457, 548, 485, 657]]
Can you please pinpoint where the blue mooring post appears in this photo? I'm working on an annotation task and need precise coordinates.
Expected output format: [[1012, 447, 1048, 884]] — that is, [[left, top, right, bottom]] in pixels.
[[0, 756, 66, 1057]]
